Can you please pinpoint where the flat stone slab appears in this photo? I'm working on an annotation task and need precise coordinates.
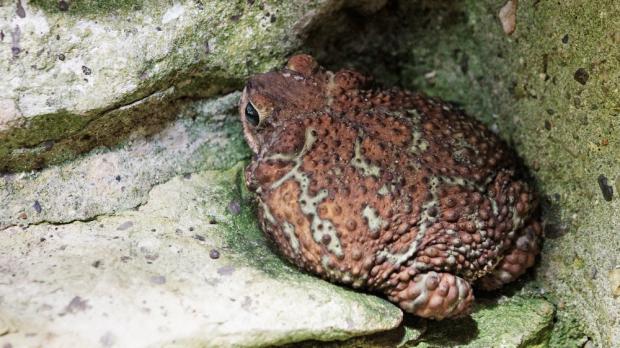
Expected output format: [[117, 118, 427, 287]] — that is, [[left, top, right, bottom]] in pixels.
[[0, 165, 402, 348], [0, 92, 248, 230], [290, 294, 555, 347]]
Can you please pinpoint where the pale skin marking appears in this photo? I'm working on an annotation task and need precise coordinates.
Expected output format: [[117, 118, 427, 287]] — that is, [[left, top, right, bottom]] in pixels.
[[406, 109, 429, 155], [259, 198, 277, 225], [362, 205, 387, 236], [351, 133, 381, 177], [269, 128, 343, 257], [282, 221, 300, 253]]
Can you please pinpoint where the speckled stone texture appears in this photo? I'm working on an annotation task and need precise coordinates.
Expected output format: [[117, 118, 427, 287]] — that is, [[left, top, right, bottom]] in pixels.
[[0, 163, 403, 348], [240, 55, 541, 320]]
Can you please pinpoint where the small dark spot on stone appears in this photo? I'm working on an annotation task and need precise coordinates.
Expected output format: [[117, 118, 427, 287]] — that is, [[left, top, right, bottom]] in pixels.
[[270, 14, 276, 23], [189, 226, 194, 232], [57, 53, 65, 61], [58, 0, 69, 11], [115, 175, 121, 181], [209, 249, 220, 259], [150, 228, 156, 232], [92, 260, 102, 268], [16, 0, 26, 18], [597, 174, 613, 201], [63, 296, 90, 314], [156, 26, 162, 31], [82, 65, 92, 75], [33, 200, 42, 214], [228, 200, 241, 215], [100, 332, 115, 347], [193, 234, 205, 241], [39, 237, 46, 242], [574, 68, 589, 85], [561, 34, 569, 44], [230, 14, 241, 21], [204, 40, 210, 54], [217, 265, 235, 275], [0, 30, 4, 41], [183, 173, 191, 179], [41, 140, 55, 151], [150, 275, 166, 284], [56, 34, 60, 40], [116, 221, 133, 231]]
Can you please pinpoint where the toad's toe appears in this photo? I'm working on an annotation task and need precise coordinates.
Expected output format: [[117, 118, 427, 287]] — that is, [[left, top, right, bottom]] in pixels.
[[388, 271, 474, 320]]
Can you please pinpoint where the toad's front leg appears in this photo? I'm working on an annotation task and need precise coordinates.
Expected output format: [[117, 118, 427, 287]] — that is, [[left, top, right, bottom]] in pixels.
[[386, 271, 474, 320]]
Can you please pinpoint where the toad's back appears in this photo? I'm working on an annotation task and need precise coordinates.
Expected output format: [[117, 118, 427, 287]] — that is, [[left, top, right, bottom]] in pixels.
[[241, 55, 542, 319]]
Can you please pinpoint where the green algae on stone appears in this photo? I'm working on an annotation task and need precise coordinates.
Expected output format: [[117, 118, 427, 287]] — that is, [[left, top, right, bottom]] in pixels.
[[291, 295, 554, 348], [412, 297, 554, 348], [0, 93, 249, 229], [28, 0, 146, 15]]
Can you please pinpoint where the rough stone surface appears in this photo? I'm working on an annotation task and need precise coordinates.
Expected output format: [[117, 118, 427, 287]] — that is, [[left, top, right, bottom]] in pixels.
[[0, 0, 385, 172], [0, 164, 402, 348], [299, 294, 555, 347], [0, 92, 248, 229]]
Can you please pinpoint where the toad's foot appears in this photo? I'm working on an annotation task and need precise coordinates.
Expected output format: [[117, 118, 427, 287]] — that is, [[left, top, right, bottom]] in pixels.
[[477, 220, 542, 291], [387, 272, 474, 320]]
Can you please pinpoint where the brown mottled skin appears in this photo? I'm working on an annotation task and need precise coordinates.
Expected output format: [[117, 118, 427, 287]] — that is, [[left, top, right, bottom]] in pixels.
[[239, 55, 542, 320]]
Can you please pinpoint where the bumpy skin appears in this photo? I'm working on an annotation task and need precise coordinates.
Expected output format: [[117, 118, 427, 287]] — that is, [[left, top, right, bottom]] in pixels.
[[239, 55, 542, 320]]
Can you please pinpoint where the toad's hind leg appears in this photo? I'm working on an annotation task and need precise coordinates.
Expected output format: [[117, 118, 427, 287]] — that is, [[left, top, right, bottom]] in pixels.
[[387, 272, 474, 320], [477, 220, 542, 291]]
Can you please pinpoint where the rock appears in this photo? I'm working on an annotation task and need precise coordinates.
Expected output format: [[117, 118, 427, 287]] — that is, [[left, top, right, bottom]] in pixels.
[[0, 164, 402, 348], [411, 296, 554, 347], [0, 93, 248, 230], [0, 0, 388, 173], [289, 295, 555, 347]]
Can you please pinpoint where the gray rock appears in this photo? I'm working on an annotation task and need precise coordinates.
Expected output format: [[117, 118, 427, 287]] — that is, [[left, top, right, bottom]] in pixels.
[[0, 92, 247, 229], [0, 165, 402, 348]]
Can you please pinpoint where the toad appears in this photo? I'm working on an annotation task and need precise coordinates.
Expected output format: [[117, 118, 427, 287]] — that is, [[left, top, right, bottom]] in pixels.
[[239, 55, 542, 319]]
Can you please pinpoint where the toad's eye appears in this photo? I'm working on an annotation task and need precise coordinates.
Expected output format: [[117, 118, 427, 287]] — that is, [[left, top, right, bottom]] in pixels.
[[245, 103, 260, 127]]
